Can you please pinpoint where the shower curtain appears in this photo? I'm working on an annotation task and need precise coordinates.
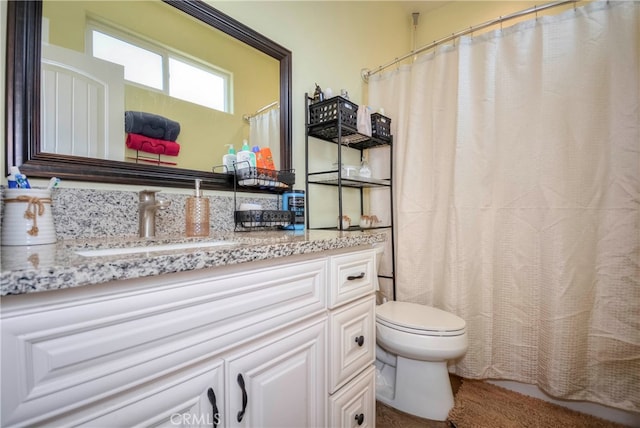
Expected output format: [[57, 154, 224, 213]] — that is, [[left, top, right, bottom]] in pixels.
[[249, 108, 280, 169], [368, 1, 639, 412]]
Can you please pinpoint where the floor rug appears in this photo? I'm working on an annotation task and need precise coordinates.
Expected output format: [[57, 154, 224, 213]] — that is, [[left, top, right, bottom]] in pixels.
[[448, 380, 627, 428]]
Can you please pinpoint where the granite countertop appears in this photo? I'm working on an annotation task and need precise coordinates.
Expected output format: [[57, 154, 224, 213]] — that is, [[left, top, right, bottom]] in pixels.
[[0, 230, 386, 296]]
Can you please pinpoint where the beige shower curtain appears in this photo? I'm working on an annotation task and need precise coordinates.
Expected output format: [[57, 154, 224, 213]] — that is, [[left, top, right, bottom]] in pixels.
[[368, 1, 639, 412]]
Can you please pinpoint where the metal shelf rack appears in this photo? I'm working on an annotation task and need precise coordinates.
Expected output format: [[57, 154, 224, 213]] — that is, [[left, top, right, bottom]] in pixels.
[[304, 93, 396, 298]]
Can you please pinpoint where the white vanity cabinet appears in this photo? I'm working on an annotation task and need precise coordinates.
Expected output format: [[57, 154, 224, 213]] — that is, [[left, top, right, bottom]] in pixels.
[[1, 255, 327, 427], [1, 245, 378, 427], [327, 249, 377, 428]]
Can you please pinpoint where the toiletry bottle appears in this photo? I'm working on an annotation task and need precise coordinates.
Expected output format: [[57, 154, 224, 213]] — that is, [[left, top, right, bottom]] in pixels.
[[7, 166, 20, 188], [282, 190, 305, 230], [253, 145, 266, 169], [236, 139, 256, 169], [185, 179, 210, 237], [260, 147, 276, 170], [222, 144, 236, 173]]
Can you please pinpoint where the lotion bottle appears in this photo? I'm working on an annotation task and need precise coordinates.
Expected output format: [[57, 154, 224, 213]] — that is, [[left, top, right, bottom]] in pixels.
[[185, 179, 210, 237], [222, 144, 236, 173], [236, 139, 256, 169]]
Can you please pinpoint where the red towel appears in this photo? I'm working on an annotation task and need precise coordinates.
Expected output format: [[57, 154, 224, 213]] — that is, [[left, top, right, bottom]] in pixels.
[[126, 133, 180, 156]]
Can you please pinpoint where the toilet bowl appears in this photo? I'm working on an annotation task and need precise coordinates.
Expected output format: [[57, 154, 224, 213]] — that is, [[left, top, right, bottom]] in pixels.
[[375, 301, 468, 421]]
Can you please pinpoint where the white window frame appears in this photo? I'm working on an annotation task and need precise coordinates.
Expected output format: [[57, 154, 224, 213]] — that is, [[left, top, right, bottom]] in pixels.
[[85, 20, 232, 113]]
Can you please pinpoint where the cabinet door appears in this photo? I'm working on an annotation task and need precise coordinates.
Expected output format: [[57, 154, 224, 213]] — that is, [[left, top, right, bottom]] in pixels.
[[66, 358, 225, 427], [226, 317, 326, 428], [329, 365, 375, 428], [144, 362, 225, 428]]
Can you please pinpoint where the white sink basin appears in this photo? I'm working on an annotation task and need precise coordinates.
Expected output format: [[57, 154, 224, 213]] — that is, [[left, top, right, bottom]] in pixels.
[[76, 240, 236, 257]]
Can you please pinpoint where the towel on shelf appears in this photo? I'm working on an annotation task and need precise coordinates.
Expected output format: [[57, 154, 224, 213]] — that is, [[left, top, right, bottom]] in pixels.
[[124, 111, 181, 142], [357, 105, 373, 137], [126, 133, 181, 156]]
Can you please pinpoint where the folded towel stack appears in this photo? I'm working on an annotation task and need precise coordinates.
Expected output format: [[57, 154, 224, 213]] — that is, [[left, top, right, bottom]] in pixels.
[[125, 111, 181, 142], [126, 133, 181, 156]]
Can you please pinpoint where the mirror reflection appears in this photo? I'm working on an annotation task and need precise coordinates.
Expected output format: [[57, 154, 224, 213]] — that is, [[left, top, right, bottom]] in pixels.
[[41, 0, 281, 172]]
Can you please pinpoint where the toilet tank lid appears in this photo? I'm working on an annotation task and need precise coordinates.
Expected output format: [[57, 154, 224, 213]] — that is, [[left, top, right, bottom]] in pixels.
[[377, 301, 466, 332]]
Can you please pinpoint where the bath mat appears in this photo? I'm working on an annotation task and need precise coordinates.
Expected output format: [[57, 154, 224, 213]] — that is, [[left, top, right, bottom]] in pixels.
[[448, 380, 627, 428]]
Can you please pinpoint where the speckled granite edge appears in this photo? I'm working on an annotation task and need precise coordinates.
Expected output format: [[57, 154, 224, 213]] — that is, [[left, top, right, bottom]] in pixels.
[[1, 230, 386, 296]]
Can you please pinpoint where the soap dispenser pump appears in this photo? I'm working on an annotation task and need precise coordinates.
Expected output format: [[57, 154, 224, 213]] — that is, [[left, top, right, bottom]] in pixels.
[[185, 179, 210, 237]]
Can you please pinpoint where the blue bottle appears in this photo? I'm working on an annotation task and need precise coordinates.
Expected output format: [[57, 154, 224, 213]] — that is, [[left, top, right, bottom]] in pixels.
[[282, 190, 305, 230]]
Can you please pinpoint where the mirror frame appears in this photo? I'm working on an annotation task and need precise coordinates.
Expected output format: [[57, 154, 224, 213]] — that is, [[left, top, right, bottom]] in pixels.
[[5, 0, 292, 191]]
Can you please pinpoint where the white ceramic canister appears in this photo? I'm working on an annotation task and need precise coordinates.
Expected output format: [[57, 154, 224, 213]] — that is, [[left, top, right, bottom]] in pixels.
[[2, 188, 56, 246]]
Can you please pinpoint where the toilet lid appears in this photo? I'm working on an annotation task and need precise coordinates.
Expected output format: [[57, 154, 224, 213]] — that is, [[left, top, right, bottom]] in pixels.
[[376, 301, 466, 335]]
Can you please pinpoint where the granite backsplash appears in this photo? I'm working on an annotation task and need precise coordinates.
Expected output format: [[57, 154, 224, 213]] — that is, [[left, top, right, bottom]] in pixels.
[[0, 187, 278, 240]]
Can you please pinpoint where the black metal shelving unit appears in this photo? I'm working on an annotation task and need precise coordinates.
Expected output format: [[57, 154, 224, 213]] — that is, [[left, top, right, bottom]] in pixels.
[[304, 94, 396, 299]]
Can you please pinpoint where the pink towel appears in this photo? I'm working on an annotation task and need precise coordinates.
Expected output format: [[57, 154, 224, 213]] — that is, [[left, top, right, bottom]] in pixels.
[[126, 133, 180, 156]]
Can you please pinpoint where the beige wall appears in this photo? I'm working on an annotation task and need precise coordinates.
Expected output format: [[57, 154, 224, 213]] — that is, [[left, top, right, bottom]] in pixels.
[[1, 1, 576, 190], [415, 1, 577, 46]]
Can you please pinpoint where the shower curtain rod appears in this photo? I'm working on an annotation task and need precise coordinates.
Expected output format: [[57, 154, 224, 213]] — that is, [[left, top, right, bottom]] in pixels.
[[362, 0, 579, 81], [243, 100, 279, 121]]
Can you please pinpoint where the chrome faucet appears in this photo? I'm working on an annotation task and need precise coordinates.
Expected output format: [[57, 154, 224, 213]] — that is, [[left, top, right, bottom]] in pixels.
[[138, 190, 171, 238]]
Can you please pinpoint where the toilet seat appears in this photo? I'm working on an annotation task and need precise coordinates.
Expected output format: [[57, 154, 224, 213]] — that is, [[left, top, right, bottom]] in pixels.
[[376, 301, 466, 337]]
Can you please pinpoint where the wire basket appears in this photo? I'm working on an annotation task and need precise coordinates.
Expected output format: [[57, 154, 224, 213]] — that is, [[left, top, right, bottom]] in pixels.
[[309, 96, 358, 130], [235, 166, 295, 190], [371, 113, 392, 142], [234, 210, 294, 231]]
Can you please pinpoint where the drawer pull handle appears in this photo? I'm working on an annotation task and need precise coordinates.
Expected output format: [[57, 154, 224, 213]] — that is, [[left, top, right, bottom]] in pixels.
[[355, 335, 365, 347], [347, 272, 365, 281], [355, 413, 365, 425], [237, 373, 248, 422], [207, 387, 219, 428]]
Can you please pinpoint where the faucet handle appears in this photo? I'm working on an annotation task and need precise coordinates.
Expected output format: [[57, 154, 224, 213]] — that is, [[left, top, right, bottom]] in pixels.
[[139, 189, 161, 202], [157, 199, 172, 209]]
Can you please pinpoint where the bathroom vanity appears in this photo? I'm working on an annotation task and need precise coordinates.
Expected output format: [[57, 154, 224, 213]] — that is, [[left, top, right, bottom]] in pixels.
[[1, 231, 381, 427]]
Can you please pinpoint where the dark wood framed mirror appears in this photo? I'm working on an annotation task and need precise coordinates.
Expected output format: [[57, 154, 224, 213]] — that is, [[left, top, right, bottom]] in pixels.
[[5, 0, 292, 191]]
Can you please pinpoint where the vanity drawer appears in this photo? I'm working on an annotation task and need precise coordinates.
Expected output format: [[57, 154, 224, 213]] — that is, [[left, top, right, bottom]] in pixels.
[[1, 258, 326, 427], [329, 249, 375, 309], [329, 365, 376, 428], [328, 295, 376, 394]]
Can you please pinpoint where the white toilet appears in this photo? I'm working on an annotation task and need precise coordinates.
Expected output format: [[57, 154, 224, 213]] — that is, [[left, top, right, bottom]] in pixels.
[[373, 246, 468, 421]]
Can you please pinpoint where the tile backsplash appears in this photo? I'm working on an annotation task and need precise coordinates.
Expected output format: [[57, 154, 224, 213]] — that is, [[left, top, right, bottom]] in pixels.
[[1, 187, 278, 240]]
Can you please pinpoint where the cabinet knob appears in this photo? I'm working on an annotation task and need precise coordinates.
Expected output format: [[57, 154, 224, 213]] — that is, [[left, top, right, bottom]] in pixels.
[[355, 335, 365, 347], [355, 413, 365, 425], [347, 272, 365, 281]]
